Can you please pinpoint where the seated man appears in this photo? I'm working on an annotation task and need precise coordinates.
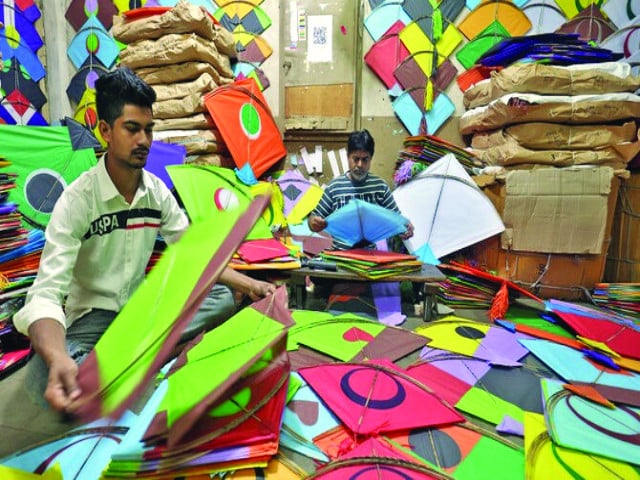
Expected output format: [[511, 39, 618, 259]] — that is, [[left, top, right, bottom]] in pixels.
[[13, 67, 275, 414], [305, 129, 414, 300]]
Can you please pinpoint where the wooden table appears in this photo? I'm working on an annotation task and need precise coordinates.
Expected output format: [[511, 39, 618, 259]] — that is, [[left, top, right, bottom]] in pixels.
[[287, 264, 445, 321]]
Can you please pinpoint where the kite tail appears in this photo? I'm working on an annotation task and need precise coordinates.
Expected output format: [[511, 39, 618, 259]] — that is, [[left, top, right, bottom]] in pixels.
[[424, 78, 435, 111], [489, 282, 509, 321], [432, 9, 443, 42]]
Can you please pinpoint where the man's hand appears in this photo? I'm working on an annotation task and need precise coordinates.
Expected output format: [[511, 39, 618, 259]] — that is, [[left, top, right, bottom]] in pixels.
[[220, 267, 276, 303], [45, 352, 81, 413], [307, 215, 327, 233], [245, 278, 276, 301], [29, 318, 82, 413], [400, 221, 414, 240]]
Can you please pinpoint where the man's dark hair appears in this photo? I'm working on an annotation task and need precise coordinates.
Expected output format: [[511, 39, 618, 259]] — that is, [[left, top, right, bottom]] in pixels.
[[95, 67, 156, 125], [347, 129, 375, 157]]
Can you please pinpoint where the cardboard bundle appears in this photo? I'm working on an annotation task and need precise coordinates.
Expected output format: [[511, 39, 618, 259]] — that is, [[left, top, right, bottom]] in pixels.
[[460, 62, 640, 171], [460, 92, 640, 136], [471, 167, 621, 299], [470, 121, 638, 150], [463, 62, 640, 109], [469, 134, 639, 170], [111, 0, 236, 57], [113, 0, 236, 131], [458, 61, 639, 297]]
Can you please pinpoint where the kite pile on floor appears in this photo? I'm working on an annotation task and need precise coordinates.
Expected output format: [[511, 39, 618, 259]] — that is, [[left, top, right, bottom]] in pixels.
[[2, 265, 640, 478]]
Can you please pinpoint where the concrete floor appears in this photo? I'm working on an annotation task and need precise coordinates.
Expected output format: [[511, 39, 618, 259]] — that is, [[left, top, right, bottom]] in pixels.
[[0, 284, 489, 460]]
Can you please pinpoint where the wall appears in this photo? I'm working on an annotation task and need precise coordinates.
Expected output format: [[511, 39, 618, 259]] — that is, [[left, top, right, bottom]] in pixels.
[[35, 0, 465, 184], [277, 1, 468, 184]]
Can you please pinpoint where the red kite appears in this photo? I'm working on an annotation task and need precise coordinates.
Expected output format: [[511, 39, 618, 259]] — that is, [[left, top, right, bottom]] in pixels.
[[203, 78, 285, 180]]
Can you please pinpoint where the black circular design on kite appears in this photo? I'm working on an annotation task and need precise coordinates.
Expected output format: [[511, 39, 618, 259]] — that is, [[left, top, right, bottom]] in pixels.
[[349, 465, 414, 479], [455, 325, 485, 340], [565, 395, 640, 443], [25, 170, 65, 214], [408, 428, 462, 468], [340, 368, 406, 409]]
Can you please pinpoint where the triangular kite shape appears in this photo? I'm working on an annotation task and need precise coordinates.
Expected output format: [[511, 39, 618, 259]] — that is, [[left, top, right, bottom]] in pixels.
[[167, 164, 273, 240]]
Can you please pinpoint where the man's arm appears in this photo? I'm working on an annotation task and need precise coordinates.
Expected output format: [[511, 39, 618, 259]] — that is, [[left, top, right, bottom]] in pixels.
[[219, 266, 275, 301], [13, 189, 85, 412], [28, 319, 81, 413]]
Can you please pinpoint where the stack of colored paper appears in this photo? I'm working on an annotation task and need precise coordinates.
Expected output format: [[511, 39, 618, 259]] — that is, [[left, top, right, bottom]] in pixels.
[[592, 283, 640, 318]]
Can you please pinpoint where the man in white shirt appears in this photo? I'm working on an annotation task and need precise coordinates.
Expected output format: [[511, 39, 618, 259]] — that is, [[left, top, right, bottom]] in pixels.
[[13, 67, 275, 414]]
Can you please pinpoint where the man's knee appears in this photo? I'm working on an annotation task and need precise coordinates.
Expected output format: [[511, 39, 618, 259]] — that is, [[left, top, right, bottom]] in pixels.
[[180, 284, 236, 343]]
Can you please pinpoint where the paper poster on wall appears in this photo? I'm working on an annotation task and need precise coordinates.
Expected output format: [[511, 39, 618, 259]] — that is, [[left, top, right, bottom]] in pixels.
[[327, 150, 340, 178], [307, 15, 333, 63], [339, 147, 349, 173]]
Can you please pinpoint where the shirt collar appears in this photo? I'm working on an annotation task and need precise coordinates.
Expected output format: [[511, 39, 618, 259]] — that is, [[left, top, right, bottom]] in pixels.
[[97, 154, 151, 202]]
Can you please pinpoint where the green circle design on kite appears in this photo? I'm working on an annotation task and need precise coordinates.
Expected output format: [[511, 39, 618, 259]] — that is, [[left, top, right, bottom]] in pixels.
[[239, 103, 261, 140], [86, 33, 99, 54]]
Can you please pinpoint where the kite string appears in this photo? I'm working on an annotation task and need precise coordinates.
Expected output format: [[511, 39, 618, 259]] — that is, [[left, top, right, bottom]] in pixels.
[[422, 170, 454, 251], [164, 356, 290, 457], [427, 429, 443, 469], [530, 253, 551, 289], [353, 368, 391, 446], [71, 422, 127, 480], [356, 201, 364, 245], [546, 390, 640, 449]]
